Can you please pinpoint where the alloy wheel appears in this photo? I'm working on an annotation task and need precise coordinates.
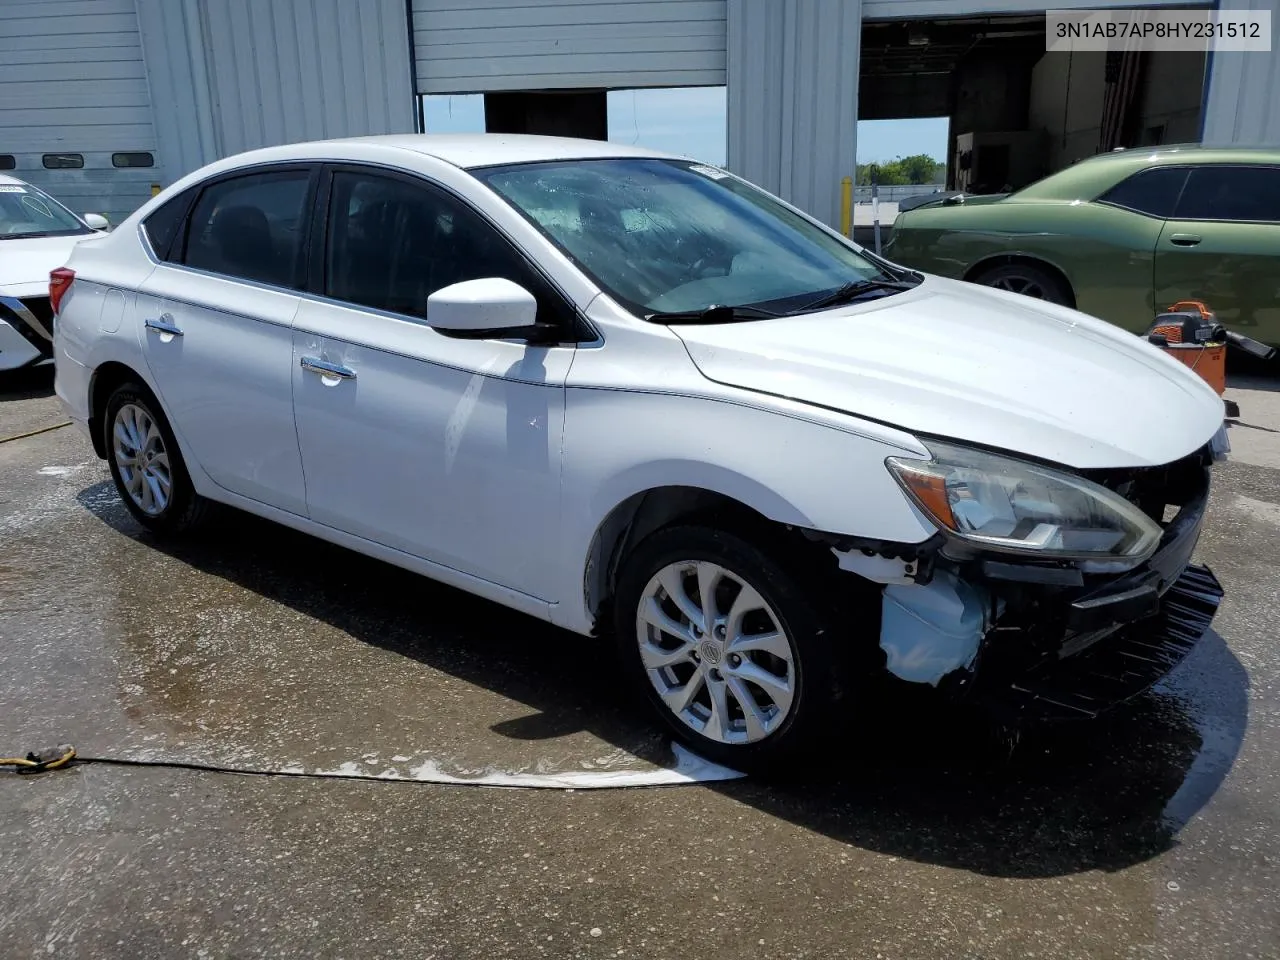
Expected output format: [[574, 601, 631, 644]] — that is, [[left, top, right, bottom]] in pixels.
[[990, 275, 1047, 298], [635, 560, 796, 745], [112, 402, 172, 516]]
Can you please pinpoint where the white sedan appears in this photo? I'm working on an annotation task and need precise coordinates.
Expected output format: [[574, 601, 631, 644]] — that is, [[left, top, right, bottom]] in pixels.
[[53, 135, 1227, 771], [0, 173, 108, 372]]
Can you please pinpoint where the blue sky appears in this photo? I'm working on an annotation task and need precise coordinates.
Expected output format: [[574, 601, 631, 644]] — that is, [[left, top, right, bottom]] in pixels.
[[856, 117, 950, 164], [422, 89, 949, 166]]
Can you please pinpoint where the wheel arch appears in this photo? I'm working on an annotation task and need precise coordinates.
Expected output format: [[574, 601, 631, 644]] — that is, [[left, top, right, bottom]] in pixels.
[[581, 481, 834, 637], [87, 360, 155, 459], [963, 253, 1077, 308]]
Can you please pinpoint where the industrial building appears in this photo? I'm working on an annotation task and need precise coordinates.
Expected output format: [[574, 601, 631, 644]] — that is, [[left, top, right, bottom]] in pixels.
[[2, 0, 1278, 229]]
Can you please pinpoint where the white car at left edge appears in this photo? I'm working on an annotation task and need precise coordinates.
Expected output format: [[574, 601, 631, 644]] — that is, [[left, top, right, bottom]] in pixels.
[[0, 173, 109, 373]]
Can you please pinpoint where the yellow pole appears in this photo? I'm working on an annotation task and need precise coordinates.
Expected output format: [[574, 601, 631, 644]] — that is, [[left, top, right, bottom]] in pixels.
[[840, 176, 853, 237]]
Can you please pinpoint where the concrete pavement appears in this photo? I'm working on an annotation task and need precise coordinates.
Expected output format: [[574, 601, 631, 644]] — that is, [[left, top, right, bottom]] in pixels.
[[1, 365, 1278, 958]]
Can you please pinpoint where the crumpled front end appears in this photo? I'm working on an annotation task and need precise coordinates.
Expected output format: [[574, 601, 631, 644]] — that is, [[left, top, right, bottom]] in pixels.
[[970, 563, 1222, 720], [826, 441, 1225, 720]]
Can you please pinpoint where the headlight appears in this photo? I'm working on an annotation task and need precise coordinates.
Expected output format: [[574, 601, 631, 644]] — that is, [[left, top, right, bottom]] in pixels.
[[886, 440, 1163, 561]]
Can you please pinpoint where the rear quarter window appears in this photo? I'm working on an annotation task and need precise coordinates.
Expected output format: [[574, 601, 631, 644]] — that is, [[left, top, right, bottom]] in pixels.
[[1097, 167, 1190, 218], [142, 187, 197, 261]]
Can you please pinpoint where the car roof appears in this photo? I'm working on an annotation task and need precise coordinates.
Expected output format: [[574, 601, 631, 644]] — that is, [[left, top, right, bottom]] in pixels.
[[0, 172, 25, 186], [287, 134, 681, 170], [1015, 144, 1280, 201]]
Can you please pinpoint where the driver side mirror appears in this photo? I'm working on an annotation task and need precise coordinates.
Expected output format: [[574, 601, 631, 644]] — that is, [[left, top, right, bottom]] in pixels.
[[426, 277, 557, 343], [83, 213, 110, 231]]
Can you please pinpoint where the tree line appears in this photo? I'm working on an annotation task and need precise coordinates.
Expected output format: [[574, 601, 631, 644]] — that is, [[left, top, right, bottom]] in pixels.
[[856, 154, 946, 186]]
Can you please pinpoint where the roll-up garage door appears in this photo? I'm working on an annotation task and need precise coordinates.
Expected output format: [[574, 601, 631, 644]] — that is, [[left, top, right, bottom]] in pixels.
[[411, 0, 728, 93], [0, 0, 161, 224]]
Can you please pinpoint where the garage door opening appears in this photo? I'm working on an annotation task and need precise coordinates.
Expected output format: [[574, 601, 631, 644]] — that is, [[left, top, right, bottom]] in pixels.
[[607, 87, 727, 166], [861, 11, 1208, 195], [856, 116, 950, 194], [418, 86, 727, 165]]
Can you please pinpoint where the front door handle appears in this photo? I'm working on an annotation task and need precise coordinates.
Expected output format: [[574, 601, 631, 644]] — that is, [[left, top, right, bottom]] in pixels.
[[1169, 233, 1202, 247], [300, 356, 357, 380], [144, 314, 183, 337]]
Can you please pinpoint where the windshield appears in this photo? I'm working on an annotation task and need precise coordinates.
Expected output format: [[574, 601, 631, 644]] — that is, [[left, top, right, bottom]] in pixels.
[[0, 182, 90, 240], [474, 158, 907, 317]]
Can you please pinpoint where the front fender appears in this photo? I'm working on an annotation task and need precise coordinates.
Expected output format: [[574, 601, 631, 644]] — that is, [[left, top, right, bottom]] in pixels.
[[588, 458, 815, 533], [551, 386, 937, 633]]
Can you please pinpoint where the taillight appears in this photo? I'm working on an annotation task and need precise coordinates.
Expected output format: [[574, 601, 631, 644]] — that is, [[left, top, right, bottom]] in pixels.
[[49, 267, 75, 315]]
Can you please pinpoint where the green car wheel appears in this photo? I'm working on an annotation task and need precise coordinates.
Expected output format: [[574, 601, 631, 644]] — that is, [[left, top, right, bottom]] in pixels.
[[971, 262, 1072, 306]]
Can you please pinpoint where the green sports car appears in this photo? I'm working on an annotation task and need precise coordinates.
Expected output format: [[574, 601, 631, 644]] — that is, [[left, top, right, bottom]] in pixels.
[[885, 145, 1280, 347]]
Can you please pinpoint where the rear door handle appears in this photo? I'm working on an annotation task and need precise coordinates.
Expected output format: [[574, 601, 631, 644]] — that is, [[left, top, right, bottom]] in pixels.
[[300, 356, 357, 380], [144, 314, 183, 337], [1169, 233, 1202, 247]]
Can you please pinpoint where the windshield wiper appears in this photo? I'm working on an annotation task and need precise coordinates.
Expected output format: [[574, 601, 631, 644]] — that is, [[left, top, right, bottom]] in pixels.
[[645, 304, 782, 325], [792, 277, 919, 314], [0, 229, 88, 241]]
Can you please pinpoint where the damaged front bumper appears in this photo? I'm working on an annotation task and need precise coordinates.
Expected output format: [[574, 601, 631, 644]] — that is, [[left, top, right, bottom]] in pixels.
[[828, 446, 1225, 721], [977, 563, 1222, 720]]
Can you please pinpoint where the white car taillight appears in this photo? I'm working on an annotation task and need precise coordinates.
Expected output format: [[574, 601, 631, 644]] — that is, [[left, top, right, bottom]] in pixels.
[[49, 267, 75, 315]]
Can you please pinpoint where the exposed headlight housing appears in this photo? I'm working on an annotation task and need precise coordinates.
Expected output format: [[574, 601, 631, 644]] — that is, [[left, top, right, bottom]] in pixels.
[[886, 440, 1163, 562]]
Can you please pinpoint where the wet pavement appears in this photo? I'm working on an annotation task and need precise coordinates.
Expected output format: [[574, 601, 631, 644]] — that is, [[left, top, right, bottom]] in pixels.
[[2, 364, 1278, 958]]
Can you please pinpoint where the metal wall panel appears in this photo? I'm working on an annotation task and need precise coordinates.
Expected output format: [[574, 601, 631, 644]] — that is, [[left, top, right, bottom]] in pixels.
[[864, 0, 1203, 16], [134, 0, 217, 187], [412, 0, 727, 93], [1202, 0, 1280, 145], [199, 0, 416, 159], [726, 0, 861, 227], [0, 0, 160, 223]]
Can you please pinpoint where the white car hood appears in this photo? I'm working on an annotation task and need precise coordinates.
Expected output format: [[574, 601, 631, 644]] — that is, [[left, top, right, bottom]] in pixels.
[[0, 234, 86, 297], [673, 275, 1225, 469]]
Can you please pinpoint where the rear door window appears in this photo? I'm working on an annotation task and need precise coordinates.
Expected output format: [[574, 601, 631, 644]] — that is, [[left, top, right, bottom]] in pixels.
[[181, 169, 313, 288], [1097, 167, 1190, 218], [1173, 165, 1280, 222]]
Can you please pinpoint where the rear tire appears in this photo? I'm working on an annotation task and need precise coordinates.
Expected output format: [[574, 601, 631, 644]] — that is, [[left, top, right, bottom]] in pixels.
[[972, 261, 1072, 306], [103, 382, 210, 535], [613, 524, 855, 774]]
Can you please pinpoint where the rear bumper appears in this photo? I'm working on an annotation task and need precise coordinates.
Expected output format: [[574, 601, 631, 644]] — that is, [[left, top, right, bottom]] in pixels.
[[53, 340, 93, 439]]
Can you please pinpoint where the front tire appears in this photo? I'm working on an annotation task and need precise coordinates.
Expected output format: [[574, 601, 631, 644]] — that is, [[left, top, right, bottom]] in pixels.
[[614, 524, 849, 774], [103, 382, 210, 534]]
